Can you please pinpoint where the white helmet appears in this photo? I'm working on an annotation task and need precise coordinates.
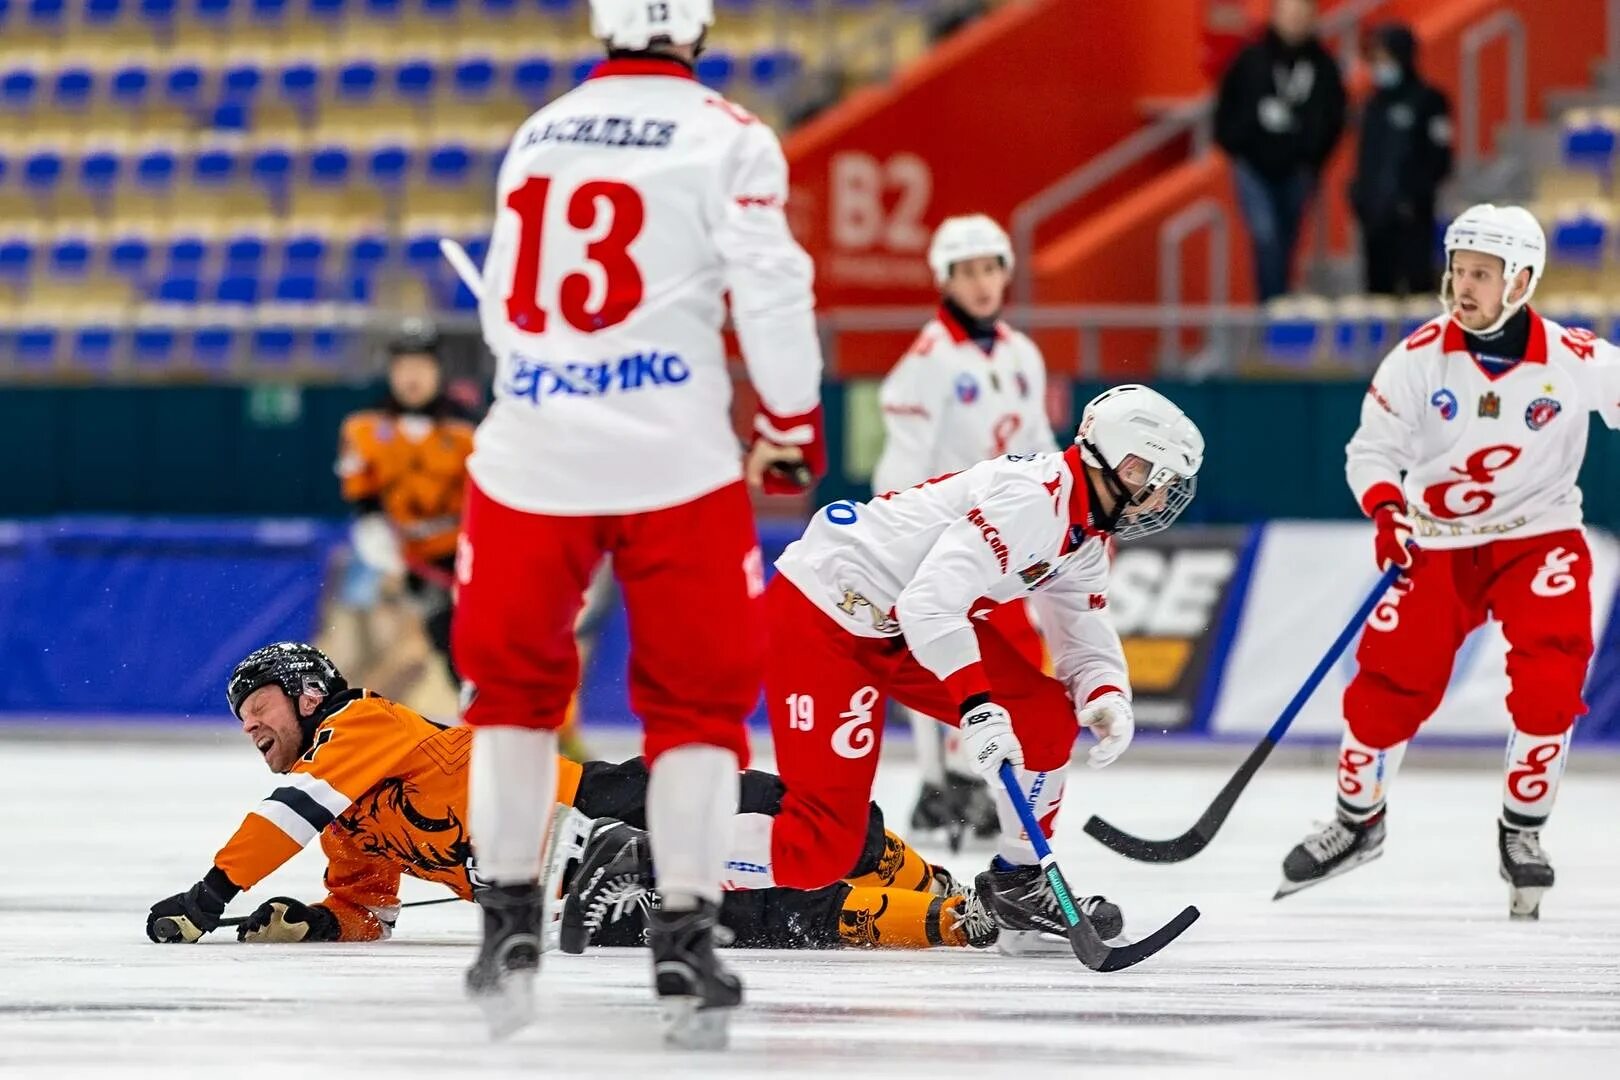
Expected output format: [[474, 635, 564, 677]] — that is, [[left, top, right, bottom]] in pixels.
[[1441, 203, 1546, 336], [590, 0, 712, 50], [927, 214, 1014, 287], [1076, 384, 1204, 542]]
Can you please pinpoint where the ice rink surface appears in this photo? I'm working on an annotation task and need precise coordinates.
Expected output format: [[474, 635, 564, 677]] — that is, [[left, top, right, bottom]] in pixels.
[[4, 734, 1619, 1080]]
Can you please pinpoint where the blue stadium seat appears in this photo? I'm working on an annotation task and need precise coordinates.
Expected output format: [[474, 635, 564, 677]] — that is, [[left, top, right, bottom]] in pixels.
[[192, 147, 238, 185], [1553, 209, 1609, 266], [279, 61, 320, 106], [133, 325, 177, 365], [135, 147, 179, 189], [422, 0, 458, 15], [212, 101, 252, 131], [193, 324, 236, 368], [309, 0, 346, 17], [249, 145, 293, 189], [571, 56, 597, 86], [195, 0, 234, 20], [749, 49, 800, 89], [222, 61, 264, 101], [346, 232, 389, 273], [23, 149, 63, 192], [251, 0, 288, 18], [696, 52, 735, 91], [74, 326, 117, 370], [512, 57, 553, 100], [453, 56, 496, 99], [86, 0, 125, 23], [274, 274, 320, 302], [404, 231, 442, 271], [537, 0, 573, 12], [154, 275, 200, 304], [311, 324, 350, 365], [27, 0, 66, 26], [49, 237, 92, 277], [394, 58, 437, 102], [53, 67, 95, 108], [1562, 116, 1615, 174], [0, 236, 35, 281], [337, 60, 379, 100], [111, 64, 153, 107], [79, 149, 122, 193], [0, 152, 7, 185], [216, 274, 260, 304], [480, 0, 516, 14], [140, 0, 177, 23], [224, 232, 268, 273], [1, 69, 39, 110], [253, 324, 297, 363], [308, 145, 352, 186], [364, 0, 400, 15], [366, 142, 410, 186], [165, 235, 210, 272], [16, 326, 58, 368], [165, 62, 204, 103], [110, 234, 153, 279], [426, 142, 472, 185], [283, 233, 328, 272]]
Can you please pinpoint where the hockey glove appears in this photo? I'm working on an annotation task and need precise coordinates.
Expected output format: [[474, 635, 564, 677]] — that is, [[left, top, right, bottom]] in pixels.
[[146, 877, 231, 943], [958, 697, 1024, 778], [1078, 689, 1134, 770], [747, 404, 826, 495], [237, 898, 342, 944], [350, 513, 405, 576], [1371, 502, 1416, 572]]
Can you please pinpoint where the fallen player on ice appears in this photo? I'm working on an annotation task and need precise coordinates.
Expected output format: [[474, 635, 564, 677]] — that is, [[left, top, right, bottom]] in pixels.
[[145, 643, 998, 952]]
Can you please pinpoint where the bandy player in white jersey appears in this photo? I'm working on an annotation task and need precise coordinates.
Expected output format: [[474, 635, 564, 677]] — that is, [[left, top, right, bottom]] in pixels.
[[1278, 204, 1620, 918], [453, 0, 823, 1046], [872, 215, 1058, 848], [725, 386, 1203, 947]]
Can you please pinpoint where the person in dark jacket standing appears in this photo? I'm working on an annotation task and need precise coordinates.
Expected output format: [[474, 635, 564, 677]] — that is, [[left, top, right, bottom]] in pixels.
[[1215, 0, 1348, 300], [1350, 23, 1454, 296]]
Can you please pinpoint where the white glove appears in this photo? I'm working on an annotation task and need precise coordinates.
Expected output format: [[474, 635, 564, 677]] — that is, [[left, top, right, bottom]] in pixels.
[[958, 700, 1024, 778], [1078, 691, 1134, 770], [351, 513, 405, 576]]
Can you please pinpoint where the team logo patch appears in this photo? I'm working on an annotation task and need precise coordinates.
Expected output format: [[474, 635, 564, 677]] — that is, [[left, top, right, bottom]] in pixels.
[[1478, 392, 1501, 419], [955, 373, 979, 404], [1524, 397, 1562, 431], [1430, 388, 1458, 421], [1018, 561, 1052, 585]]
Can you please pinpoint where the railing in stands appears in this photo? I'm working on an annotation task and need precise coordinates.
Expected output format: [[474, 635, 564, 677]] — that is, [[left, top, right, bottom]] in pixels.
[[1457, 10, 1529, 197]]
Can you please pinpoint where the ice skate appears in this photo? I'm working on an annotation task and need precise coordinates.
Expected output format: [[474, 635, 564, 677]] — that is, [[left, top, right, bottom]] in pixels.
[[1499, 819, 1554, 920], [909, 779, 968, 851], [647, 900, 743, 1050], [909, 772, 997, 852], [465, 882, 544, 1040], [1275, 811, 1386, 900], [946, 888, 1001, 949], [559, 820, 653, 955], [974, 860, 1123, 955], [954, 771, 1000, 841]]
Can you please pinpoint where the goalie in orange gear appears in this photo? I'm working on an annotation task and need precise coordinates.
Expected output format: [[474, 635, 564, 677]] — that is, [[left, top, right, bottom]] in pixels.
[[144, 643, 995, 952]]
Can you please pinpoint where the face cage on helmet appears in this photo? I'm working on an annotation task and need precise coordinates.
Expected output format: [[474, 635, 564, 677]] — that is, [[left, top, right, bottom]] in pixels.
[[1113, 473, 1198, 543]]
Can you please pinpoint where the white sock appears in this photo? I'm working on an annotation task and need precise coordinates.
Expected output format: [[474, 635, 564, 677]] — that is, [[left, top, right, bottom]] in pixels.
[[905, 705, 948, 786], [723, 812, 777, 890], [468, 726, 557, 885], [1334, 729, 1406, 822], [648, 744, 739, 909], [992, 764, 1067, 866], [1501, 728, 1571, 827]]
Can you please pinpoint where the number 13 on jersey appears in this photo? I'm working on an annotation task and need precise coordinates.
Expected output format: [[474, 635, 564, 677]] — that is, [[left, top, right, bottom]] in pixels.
[[503, 177, 647, 334]]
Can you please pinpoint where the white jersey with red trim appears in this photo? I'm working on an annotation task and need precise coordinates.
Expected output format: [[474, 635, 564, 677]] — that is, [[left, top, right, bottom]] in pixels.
[[776, 447, 1127, 705], [871, 309, 1058, 495], [470, 58, 823, 515], [1348, 309, 1620, 549]]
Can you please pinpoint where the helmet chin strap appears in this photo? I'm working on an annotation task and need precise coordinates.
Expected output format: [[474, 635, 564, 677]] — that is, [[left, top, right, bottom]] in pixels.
[[1080, 439, 1132, 535]]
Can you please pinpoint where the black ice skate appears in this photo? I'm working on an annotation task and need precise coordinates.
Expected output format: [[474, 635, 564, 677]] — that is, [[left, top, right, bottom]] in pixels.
[[1275, 811, 1387, 900], [560, 820, 653, 955], [647, 900, 743, 1050], [910, 772, 998, 853], [1498, 818, 1555, 920], [955, 771, 1000, 841], [974, 861, 1124, 955], [465, 882, 544, 1039]]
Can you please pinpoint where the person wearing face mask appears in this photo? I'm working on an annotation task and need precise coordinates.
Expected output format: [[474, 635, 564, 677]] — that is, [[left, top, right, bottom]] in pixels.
[[1349, 23, 1453, 297], [1214, 0, 1348, 300]]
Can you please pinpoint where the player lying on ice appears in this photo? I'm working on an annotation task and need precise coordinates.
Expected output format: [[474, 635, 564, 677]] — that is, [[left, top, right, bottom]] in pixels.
[[571, 385, 1204, 952], [144, 643, 995, 951], [1277, 204, 1620, 918]]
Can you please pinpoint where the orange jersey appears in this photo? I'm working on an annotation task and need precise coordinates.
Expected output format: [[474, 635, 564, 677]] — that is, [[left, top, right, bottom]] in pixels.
[[336, 410, 474, 564], [213, 690, 583, 941]]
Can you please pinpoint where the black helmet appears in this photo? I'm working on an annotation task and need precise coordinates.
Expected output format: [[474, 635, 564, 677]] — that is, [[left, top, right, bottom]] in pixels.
[[386, 316, 441, 361], [227, 643, 349, 746]]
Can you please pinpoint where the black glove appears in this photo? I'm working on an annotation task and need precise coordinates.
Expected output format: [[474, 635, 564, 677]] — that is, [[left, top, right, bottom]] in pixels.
[[147, 878, 231, 943], [236, 897, 342, 943]]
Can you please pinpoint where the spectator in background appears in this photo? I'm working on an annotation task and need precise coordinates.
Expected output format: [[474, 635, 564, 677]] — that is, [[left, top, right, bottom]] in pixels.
[[1215, 0, 1347, 300], [1350, 23, 1453, 297], [336, 319, 475, 688]]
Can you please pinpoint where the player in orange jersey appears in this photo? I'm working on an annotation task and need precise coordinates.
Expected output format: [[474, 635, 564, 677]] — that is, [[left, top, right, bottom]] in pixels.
[[144, 643, 994, 952]]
